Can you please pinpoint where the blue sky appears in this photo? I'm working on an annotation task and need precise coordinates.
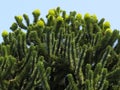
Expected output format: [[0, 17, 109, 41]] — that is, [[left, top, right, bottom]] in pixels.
[[0, 0, 120, 42]]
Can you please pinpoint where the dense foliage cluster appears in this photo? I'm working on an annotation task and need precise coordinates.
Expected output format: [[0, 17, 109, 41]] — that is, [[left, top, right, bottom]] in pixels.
[[0, 7, 120, 90]]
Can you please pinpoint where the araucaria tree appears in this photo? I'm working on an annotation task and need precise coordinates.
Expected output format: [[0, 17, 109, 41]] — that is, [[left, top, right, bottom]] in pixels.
[[0, 7, 120, 90]]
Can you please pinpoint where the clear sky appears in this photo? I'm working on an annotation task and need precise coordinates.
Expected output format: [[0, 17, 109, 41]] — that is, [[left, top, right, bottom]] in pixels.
[[0, 0, 120, 42]]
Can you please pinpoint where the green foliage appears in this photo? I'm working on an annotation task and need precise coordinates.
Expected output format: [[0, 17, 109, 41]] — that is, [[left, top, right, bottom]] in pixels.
[[2, 30, 9, 37], [0, 7, 120, 90]]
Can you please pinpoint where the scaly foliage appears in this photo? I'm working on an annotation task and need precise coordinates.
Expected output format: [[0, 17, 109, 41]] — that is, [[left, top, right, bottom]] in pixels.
[[0, 7, 120, 90]]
